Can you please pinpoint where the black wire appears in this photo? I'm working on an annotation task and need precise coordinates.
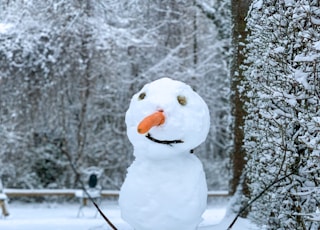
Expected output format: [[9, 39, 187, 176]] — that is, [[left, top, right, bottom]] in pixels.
[[227, 171, 296, 230], [62, 147, 118, 230]]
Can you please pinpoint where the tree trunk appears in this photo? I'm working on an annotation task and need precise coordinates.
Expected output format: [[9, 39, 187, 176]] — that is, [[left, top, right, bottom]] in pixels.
[[230, 0, 250, 196]]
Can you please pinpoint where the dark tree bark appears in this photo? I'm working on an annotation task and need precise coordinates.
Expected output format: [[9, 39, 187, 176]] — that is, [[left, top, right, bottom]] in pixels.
[[230, 0, 251, 196]]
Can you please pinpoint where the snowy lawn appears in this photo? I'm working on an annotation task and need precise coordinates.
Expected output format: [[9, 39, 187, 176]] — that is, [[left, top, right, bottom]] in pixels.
[[0, 199, 257, 230]]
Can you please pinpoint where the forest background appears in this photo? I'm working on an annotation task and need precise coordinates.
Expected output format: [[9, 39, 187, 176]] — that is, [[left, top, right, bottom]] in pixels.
[[0, 0, 232, 191], [1, 0, 320, 229]]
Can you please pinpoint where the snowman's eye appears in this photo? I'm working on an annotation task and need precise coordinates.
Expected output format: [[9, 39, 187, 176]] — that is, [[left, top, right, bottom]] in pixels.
[[177, 95, 187, 106], [138, 92, 146, 100]]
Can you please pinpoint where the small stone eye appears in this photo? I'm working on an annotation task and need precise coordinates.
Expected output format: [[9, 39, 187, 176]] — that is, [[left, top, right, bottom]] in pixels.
[[138, 92, 146, 100], [177, 95, 187, 106]]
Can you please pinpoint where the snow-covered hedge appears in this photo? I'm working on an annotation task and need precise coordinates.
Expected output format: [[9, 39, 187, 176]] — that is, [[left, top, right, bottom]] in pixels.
[[243, 0, 320, 229]]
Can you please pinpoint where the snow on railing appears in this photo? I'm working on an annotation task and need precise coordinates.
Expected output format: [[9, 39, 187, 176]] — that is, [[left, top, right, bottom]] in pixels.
[[4, 189, 229, 197], [207, 190, 229, 197], [3, 189, 118, 197]]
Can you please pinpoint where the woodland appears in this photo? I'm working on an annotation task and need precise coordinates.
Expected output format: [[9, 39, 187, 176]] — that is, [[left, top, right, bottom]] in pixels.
[[0, 0, 319, 229]]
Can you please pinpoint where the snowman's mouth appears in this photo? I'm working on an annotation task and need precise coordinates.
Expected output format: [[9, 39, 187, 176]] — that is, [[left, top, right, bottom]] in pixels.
[[146, 133, 184, 146]]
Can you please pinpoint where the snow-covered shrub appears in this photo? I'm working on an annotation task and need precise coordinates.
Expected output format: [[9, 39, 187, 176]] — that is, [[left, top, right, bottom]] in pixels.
[[243, 0, 320, 229]]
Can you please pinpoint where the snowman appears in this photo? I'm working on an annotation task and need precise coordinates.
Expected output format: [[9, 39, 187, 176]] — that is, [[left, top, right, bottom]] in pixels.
[[119, 77, 210, 230]]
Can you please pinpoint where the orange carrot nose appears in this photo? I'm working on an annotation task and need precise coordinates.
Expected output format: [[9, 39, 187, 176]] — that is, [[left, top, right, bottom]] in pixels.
[[137, 111, 165, 134]]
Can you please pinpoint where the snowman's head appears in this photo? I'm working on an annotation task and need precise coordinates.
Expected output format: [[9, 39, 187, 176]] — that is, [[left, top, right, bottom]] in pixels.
[[125, 78, 210, 160]]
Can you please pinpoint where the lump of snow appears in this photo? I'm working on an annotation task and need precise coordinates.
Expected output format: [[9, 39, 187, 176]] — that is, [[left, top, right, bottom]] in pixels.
[[313, 41, 320, 51], [274, 46, 285, 53], [252, 0, 263, 10], [313, 117, 320, 124], [286, 98, 297, 107], [311, 16, 320, 25], [0, 23, 13, 33], [293, 69, 311, 90], [294, 53, 319, 62], [284, 0, 295, 6]]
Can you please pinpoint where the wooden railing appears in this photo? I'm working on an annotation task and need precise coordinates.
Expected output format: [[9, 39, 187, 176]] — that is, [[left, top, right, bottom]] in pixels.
[[0, 189, 228, 217], [3, 188, 229, 197], [3, 189, 119, 197]]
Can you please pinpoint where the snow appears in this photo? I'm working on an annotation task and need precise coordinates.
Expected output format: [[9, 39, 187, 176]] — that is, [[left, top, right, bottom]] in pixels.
[[0, 200, 257, 230], [311, 17, 320, 26], [314, 41, 320, 51], [121, 78, 210, 230], [292, 69, 311, 90], [273, 46, 285, 53], [286, 98, 297, 107], [284, 0, 295, 6], [293, 207, 320, 222], [0, 23, 12, 33], [313, 117, 320, 124], [124, 78, 210, 159], [294, 53, 319, 62], [252, 0, 263, 10], [0, 201, 130, 230], [120, 154, 208, 230]]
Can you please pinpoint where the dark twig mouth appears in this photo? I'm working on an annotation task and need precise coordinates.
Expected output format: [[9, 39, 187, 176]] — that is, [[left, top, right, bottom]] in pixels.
[[146, 133, 184, 146]]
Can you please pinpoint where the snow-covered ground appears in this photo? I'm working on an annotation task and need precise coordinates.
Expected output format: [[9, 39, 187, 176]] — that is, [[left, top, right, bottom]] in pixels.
[[0, 199, 258, 230]]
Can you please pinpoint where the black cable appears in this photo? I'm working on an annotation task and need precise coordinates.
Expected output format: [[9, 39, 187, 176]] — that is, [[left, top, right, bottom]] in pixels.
[[61, 147, 118, 230], [227, 171, 296, 230]]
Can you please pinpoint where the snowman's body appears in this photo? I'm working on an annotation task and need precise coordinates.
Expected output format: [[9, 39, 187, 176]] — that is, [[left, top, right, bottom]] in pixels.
[[119, 78, 210, 230], [120, 155, 207, 230]]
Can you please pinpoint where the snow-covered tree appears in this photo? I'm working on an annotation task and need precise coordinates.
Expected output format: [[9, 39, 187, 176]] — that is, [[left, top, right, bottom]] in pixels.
[[243, 0, 320, 228], [0, 0, 232, 191], [0, 0, 136, 189]]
